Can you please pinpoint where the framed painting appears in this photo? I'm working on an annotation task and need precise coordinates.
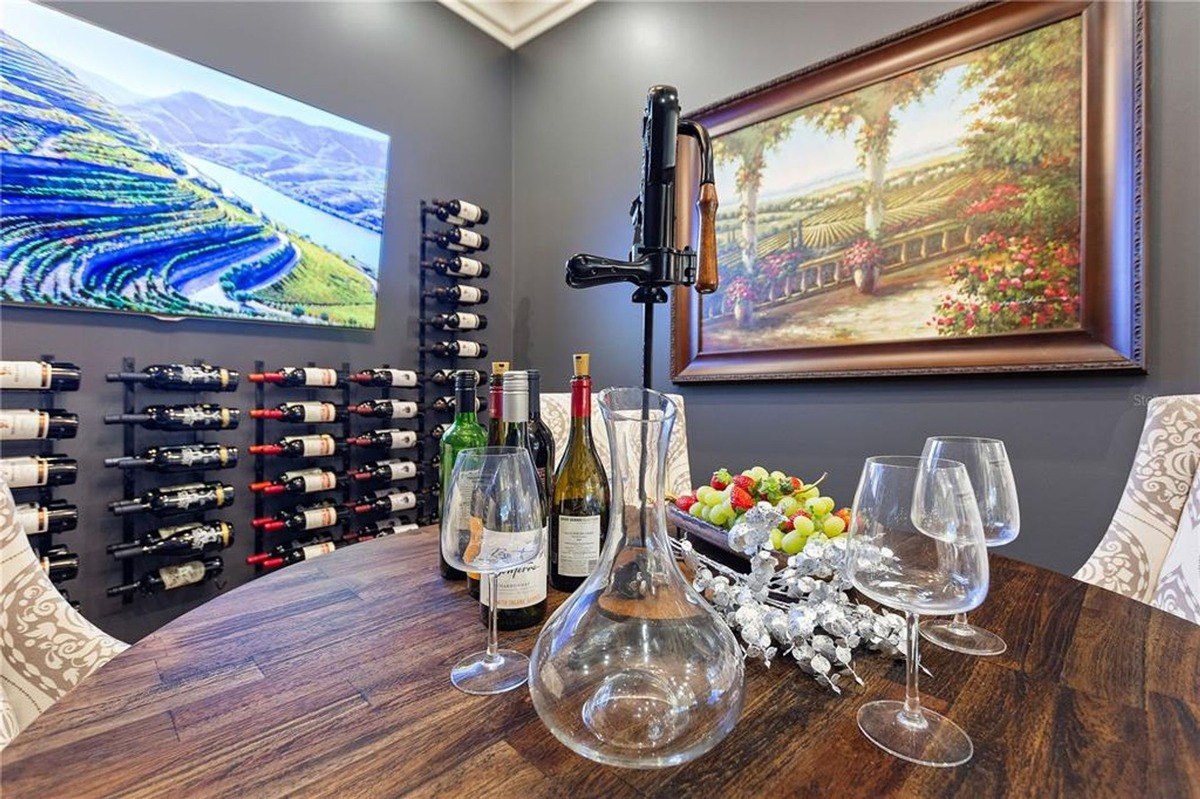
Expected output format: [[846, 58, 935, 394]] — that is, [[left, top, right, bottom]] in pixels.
[[672, 0, 1145, 381]]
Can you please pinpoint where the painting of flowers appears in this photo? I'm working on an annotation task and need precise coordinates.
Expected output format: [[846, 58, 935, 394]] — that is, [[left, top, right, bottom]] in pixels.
[[700, 16, 1083, 353]]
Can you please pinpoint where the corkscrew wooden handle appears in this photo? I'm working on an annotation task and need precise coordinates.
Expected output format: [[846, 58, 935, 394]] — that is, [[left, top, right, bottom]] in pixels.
[[696, 182, 718, 294]]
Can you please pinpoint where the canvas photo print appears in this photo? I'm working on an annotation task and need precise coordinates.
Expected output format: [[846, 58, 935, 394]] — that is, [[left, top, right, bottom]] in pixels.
[[0, 1, 389, 328], [703, 17, 1082, 353]]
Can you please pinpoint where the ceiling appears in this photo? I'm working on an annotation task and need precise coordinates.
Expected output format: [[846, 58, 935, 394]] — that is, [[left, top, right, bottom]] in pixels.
[[437, 0, 595, 49]]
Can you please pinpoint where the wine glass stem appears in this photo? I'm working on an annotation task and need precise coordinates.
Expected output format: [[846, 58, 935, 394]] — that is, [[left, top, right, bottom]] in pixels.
[[486, 573, 500, 663], [952, 612, 969, 630], [903, 611, 923, 722]]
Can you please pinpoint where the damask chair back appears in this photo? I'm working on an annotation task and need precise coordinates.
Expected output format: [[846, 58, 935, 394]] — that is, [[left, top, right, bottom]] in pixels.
[[1075, 395, 1200, 623], [0, 479, 128, 749], [541, 392, 693, 496]]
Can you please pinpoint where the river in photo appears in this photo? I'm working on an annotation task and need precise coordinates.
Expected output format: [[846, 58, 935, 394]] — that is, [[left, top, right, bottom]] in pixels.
[[180, 153, 382, 277]]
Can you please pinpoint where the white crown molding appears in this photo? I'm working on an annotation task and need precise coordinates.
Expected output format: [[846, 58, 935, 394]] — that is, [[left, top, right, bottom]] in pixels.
[[437, 0, 595, 49]]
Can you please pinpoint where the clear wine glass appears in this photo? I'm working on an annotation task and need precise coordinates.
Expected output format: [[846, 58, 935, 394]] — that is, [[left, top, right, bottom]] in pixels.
[[846, 456, 989, 767], [441, 446, 544, 695], [918, 437, 1019, 656]]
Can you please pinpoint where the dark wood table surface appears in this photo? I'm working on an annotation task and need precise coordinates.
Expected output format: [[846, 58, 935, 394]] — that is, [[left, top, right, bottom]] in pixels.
[[5, 527, 1199, 798]]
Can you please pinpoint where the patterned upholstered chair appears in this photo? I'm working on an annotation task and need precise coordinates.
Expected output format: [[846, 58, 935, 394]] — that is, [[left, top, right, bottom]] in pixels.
[[541, 392, 693, 496], [1075, 395, 1200, 624], [0, 479, 127, 749]]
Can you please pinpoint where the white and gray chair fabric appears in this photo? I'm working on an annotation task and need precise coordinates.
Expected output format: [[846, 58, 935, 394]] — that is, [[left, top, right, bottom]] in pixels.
[[1075, 395, 1200, 624], [0, 479, 127, 748], [541, 391, 693, 497]]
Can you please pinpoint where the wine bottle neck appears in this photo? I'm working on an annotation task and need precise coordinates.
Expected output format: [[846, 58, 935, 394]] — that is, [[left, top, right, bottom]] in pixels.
[[570, 376, 592, 419]]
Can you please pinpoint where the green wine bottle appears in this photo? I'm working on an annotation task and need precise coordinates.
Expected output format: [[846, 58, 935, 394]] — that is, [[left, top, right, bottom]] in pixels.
[[439, 371, 488, 580], [550, 354, 609, 592]]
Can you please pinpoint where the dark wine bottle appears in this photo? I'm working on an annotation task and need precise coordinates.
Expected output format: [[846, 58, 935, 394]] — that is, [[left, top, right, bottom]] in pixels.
[[431, 198, 489, 226], [356, 518, 419, 539], [0, 455, 77, 488], [107, 557, 223, 597], [108, 520, 234, 559], [0, 360, 81, 391], [421, 340, 487, 359], [527, 369, 555, 508], [349, 368, 418, 388], [254, 503, 352, 534], [428, 424, 449, 440], [247, 534, 333, 565], [422, 227, 489, 253], [351, 399, 419, 420], [14, 500, 78, 534], [248, 367, 342, 387], [353, 487, 418, 516], [261, 538, 353, 570], [349, 428, 418, 451], [420, 256, 490, 279], [105, 404, 239, 431], [251, 467, 349, 495], [430, 368, 486, 385], [430, 394, 485, 413], [352, 459, 417, 484], [422, 312, 487, 331], [472, 361, 511, 599], [0, 409, 79, 440], [250, 401, 343, 424], [106, 363, 238, 391], [109, 482, 235, 517], [424, 285, 489, 306], [104, 443, 238, 472], [41, 545, 79, 583], [550, 354, 609, 591], [438, 371, 488, 580], [249, 434, 341, 458]]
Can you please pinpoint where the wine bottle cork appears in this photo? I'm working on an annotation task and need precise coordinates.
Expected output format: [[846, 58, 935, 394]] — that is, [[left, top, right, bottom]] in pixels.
[[574, 353, 590, 377]]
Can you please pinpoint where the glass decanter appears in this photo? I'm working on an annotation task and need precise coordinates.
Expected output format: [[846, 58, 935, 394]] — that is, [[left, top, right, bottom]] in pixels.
[[529, 387, 744, 768]]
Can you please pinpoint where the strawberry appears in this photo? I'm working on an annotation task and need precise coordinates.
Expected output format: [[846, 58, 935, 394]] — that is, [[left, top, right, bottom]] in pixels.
[[780, 517, 795, 532], [790, 476, 804, 492], [710, 468, 733, 490], [730, 485, 754, 512], [675, 494, 697, 512], [732, 474, 756, 493]]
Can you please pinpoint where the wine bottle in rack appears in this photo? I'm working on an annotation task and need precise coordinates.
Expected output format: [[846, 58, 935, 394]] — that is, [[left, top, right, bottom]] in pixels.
[[247, 534, 333, 565], [422, 227, 489, 253], [439, 370, 488, 580], [357, 518, 420, 539], [104, 443, 238, 472], [427, 423, 449, 440], [109, 482, 235, 517], [105, 404, 239, 431], [261, 538, 352, 570], [422, 312, 487, 331], [107, 557, 223, 597], [352, 459, 417, 484], [253, 503, 352, 534], [349, 368, 418, 388], [0, 409, 79, 440], [248, 366, 342, 387], [251, 467, 349, 495], [15, 500, 78, 535], [429, 368, 486, 386], [431, 198, 489, 226], [424, 284, 489, 306], [250, 434, 342, 458], [349, 428, 418, 451], [250, 401, 343, 423], [0, 455, 78, 488], [422, 340, 487, 359], [550, 354, 610, 592], [354, 487, 418, 516], [108, 520, 233, 559], [351, 399, 419, 420], [421, 256, 490, 279], [41, 545, 79, 583], [430, 394, 485, 413], [0, 360, 81, 391], [106, 363, 239, 391]]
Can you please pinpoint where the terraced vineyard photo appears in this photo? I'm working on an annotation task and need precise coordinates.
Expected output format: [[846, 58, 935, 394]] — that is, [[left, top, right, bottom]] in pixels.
[[1, 2, 389, 328]]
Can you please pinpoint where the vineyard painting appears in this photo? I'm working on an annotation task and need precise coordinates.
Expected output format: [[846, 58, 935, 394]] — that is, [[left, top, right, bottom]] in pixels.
[[0, 2, 388, 328], [701, 16, 1083, 354]]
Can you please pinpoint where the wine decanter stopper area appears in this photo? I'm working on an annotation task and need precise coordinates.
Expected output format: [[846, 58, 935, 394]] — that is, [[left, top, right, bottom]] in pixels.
[[529, 387, 744, 767]]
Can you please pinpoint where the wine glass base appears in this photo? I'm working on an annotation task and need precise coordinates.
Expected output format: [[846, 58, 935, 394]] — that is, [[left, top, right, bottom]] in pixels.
[[451, 649, 529, 695], [857, 700, 973, 767], [919, 618, 1007, 656]]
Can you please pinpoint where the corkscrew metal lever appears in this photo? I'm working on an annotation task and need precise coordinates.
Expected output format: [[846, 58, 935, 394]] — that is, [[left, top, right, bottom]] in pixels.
[[565, 85, 719, 389]]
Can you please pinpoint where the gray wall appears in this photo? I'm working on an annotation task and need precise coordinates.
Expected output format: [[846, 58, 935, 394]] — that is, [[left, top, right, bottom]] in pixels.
[[1, 1, 514, 641], [512, 1, 1200, 575]]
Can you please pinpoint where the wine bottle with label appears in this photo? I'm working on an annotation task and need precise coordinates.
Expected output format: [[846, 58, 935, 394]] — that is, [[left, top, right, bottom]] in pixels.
[[108, 520, 234, 559], [423, 312, 487, 331], [249, 434, 342, 458], [250, 401, 344, 424], [104, 443, 238, 472], [527, 369, 556, 510], [356, 519, 419, 539], [106, 363, 239, 391], [430, 368, 486, 386], [41, 545, 79, 583], [107, 557, 223, 597], [430, 394, 485, 413], [438, 371, 488, 580], [0, 409, 79, 440], [431, 198, 489, 226], [349, 428, 418, 451], [251, 467, 350, 495], [0, 455, 78, 488], [423, 227, 489, 253], [424, 285, 489, 306], [248, 367, 342, 387], [480, 370, 548, 630], [105, 404, 239, 431], [472, 361, 511, 597], [550, 354, 610, 591], [253, 503, 351, 534], [349, 368, 418, 388], [247, 534, 333, 565], [261, 538, 351, 570], [421, 340, 487, 359], [351, 399, 419, 420], [421, 257, 490, 279], [353, 487, 418, 516], [0, 361, 81, 391], [352, 459, 417, 484], [14, 500, 78, 534], [109, 482, 235, 517]]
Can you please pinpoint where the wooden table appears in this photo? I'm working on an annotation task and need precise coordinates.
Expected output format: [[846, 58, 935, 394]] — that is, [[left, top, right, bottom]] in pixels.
[[5, 528, 1199, 798]]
